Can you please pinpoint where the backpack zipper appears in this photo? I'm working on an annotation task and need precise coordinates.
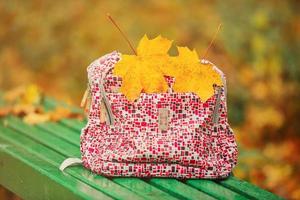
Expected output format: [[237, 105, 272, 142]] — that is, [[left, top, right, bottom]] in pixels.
[[99, 84, 115, 125], [81, 82, 115, 125], [212, 87, 222, 124]]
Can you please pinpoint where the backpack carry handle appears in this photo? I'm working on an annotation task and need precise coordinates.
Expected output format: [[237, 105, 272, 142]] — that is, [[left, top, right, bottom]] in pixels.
[[201, 59, 227, 125]]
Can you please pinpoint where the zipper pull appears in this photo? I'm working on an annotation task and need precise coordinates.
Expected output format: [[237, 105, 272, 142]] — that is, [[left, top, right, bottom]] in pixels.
[[80, 83, 90, 108], [212, 86, 222, 125]]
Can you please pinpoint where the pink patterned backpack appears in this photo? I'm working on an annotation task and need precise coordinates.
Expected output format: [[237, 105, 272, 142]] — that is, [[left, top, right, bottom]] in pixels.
[[60, 51, 238, 179]]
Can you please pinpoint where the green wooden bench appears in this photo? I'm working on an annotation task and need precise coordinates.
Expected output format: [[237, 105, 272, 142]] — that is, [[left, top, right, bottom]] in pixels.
[[0, 98, 283, 200]]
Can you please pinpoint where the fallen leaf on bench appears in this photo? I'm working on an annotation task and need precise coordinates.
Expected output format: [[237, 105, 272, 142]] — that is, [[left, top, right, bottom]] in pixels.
[[4, 84, 42, 105], [11, 104, 43, 117], [49, 107, 83, 122], [0, 107, 11, 117], [23, 112, 50, 125], [1, 84, 83, 124]]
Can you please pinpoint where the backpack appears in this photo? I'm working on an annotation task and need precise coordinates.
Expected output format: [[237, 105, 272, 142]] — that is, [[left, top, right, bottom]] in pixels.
[[61, 51, 238, 179]]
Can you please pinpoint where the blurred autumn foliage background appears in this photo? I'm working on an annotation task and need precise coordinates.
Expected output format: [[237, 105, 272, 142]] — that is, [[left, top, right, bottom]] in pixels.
[[0, 0, 299, 199]]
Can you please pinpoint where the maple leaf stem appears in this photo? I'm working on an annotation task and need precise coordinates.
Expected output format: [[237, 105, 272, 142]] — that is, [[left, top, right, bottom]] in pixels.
[[201, 23, 222, 60], [107, 13, 137, 55]]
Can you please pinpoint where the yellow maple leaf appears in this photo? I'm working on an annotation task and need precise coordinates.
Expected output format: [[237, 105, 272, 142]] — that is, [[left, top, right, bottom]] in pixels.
[[114, 35, 222, 102], [4, 84, 41, 105], [113, 34, 173, 101], [22, 84, 41, 105], [169, 47, 223, 101]]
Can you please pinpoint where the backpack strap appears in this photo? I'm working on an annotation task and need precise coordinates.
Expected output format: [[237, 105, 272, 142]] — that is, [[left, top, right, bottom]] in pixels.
[[59, 158, 82, 171]]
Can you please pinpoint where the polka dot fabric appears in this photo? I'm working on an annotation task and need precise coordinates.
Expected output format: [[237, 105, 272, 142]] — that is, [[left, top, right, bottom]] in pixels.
[[80, 51, 238, 178]]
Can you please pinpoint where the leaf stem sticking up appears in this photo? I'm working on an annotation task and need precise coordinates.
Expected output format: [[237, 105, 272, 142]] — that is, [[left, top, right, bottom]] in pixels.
[[107, 13, 137, 55], [201, 23, 222, 60]]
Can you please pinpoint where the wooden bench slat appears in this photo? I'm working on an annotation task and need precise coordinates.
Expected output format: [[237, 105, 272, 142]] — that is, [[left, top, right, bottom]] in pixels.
[[7, 116, 80, 157], [36, 122, 80, 146], [113, 178, 178, 200], [60, 118, 86, 132], [43, 97, 82, 114], [186, 179, 248, 200], [43, 97, 59, 111], [217, 177, 283, 200], [2, 119, 147, 200], [148, 178, 216, 200], [0, 136, 111, 200], [36, 120, 215, 199]]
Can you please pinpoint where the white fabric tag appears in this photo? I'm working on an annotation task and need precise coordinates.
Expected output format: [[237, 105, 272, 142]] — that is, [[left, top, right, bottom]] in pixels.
[[158, 108, 169, 131]]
